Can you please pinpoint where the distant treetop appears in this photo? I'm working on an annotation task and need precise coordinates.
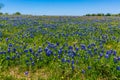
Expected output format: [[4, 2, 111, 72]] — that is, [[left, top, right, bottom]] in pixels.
[[85, 13, 120, 16]]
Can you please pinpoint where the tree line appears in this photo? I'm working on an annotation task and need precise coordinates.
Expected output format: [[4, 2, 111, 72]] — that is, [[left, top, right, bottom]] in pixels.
[[85, 13, 120, 16]]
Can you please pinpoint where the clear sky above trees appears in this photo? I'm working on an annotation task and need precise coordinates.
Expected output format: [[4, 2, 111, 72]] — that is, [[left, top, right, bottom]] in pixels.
[[0, 0, 120, 15]]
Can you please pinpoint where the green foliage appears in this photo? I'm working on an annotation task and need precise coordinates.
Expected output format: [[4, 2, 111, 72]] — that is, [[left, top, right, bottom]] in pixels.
[[0, 15, 120, 79], [13, 12, 21, 15], [105, 13, 111, 16], [85, 13, 120, 16]]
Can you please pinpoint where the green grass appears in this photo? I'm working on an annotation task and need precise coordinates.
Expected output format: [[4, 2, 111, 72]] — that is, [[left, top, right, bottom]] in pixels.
[[0, 15, 120, 80]]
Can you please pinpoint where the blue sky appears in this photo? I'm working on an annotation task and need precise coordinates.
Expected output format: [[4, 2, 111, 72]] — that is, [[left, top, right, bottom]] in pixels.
[[0, 0, 120, 15]]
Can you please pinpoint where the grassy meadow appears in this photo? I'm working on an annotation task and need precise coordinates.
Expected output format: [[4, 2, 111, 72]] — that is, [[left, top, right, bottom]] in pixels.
[[0, 15, 120, 80]]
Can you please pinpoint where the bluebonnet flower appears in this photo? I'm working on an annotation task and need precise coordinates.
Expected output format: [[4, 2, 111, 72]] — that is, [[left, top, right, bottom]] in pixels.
[[101, 50, 104, 53], [105, 54, 109, 58], [81, 69, 85, 74], [118, 56, 120, 61], [94, 48, 97, 52], [100, 44, 103, 48], [12, 48, 16, 53], [53, 53, 57, 56], [12, 56, 16, 60], [91, 43, 95, 47], [113, 50, 116, 56], [24, 49, 28, 53], [26, 54, 29, 57], [17, 55, 20, 58], [116, 66, 120, 71], [58, 49, 62, 55], [24, 71, 28, 76], [44, 47, 49, 52], [30, 57, 32, 61], [72, 65, 74, 70], [0, 51, 6, 54], [106, 50, 112, 55], [56, 42, 59, 46], [6, 38, 8, 42], [64, 50, 67, 53], [32, 61, 35, 65], [8, 48, 11, 53], [26, 60, 29, 63], [87, 44, 91, 48], [35, 53, 39, 57], [58, 55, 61, 59], [87, 50, 92, 54], [99, 53, 103, 57], [61, 58, 65, 63], [88, 66, 91, 69], [29, 48, 33, 53], [75, 47, 79, 51], [9, 43, 13, 47], [81, 44, 86, 50], [6, 56, 10, 60], [113, 57, 118, 63], [38, 48, 42, 53], [46, 49, 52, 56], [66, 60, 70, 63], [68, 46, 73, 50], [112, 36, 116, 40], [71, 60, 74, 64]]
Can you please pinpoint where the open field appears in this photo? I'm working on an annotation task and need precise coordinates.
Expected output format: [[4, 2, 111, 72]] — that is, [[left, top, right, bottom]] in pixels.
[[0, 15, 120, 80]]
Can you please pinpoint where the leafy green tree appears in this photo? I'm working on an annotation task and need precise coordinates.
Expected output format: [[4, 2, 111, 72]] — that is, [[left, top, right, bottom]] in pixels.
[[85, 14, 91, 16], [97, 13, 104, 16], [91, 14, 96, 16], [14, 12, 21, 15], [0, 12, 3, 15], [5, 13, 9, 15], [105, 13, 111, 16]]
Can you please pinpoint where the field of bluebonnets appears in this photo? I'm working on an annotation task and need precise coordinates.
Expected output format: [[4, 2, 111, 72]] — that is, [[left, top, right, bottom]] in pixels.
[[0, 15, 120, 80]]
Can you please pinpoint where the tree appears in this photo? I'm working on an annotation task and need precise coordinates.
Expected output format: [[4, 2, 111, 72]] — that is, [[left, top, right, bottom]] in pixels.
[[5, 13, 9, 15], [0, 12, 3, 15], [97, 13, 104, 16], [85, 14, 91, 16], [105, 13, 111, 16], [91, 14, 96, 16], [14, 12, 21, 15]]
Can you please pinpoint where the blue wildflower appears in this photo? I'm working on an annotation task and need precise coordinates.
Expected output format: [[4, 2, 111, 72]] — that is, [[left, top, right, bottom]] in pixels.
[[71, 60, 74, 64], [61, 58, 65, 63], [6, 38, 8, 42], [8, 48, 11, 53], [81, 44, 86, 50], [24, 49, 28, 53], [32, 61, 35, 65], [116, 66, 120, 71], [118, 57, 120, 61], [24, 71, 28, 76], [88, 66, 91, 69], [113, 50, 116, 56], [29, 48, 33, 53], [81, 69, 85, 74], [6, 56, 10, 60], [113, 57, 118, 63], [72, 65, 74, 70], [9, 43, 13, 47], [99, 53, 103, 57], [69, 46, 73, 50], [105, 54, 109, 58]]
